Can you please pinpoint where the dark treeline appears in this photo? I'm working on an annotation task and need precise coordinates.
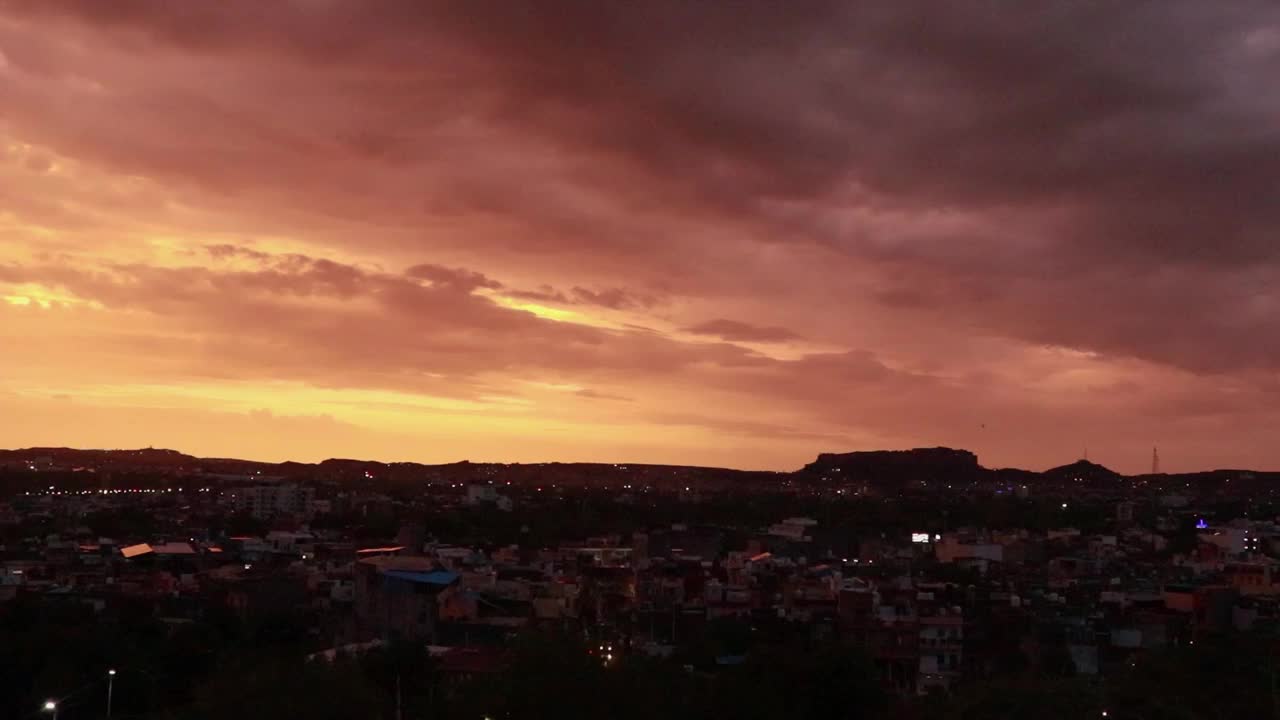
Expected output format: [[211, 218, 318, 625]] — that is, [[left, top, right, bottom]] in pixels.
[[4, 591, 1278, 720]]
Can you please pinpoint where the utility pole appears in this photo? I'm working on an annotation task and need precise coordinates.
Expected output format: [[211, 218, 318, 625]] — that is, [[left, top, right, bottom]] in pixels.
[[107, 669, 116, 718], [395, 671, 403, 720]]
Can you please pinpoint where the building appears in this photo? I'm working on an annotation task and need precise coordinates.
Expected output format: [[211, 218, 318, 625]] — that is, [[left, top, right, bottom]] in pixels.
[[1199, 524, 1264, 556], [233, 484, 317, 519], [917, 607, 964, 695], [464, 484, 513, 511], [354, 556, 460, 642], [935, 536, 1003, 566], [1225, 560, 1280, 596], [768, 517, 817, 542], [203, 566, 309, 619]]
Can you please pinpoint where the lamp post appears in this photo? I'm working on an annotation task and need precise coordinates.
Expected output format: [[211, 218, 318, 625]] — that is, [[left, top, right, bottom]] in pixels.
[[107, 669, 117, 718], [42, 700, 58, 720]]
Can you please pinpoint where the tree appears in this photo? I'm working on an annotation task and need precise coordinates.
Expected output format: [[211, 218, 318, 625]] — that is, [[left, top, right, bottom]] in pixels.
[[708, 641, 888, 720], [940, 676, 1100, 720], [1107, 634, 1278, 719], [186, 657, 385, 720]]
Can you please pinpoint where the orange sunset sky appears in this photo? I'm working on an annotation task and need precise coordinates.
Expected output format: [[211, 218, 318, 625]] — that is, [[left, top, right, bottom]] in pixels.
[[3, 2, 1279, 473]]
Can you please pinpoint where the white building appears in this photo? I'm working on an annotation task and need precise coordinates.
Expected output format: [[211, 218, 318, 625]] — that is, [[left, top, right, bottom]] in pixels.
[[1200, 526, 1251, 555], [918, 610, 964, 695], [464, 484, 513, 511], [233, 484, 317, 519], [935, 536, 1003, 564], [266, 530, 316, 555], [768, 517, 817, 541]]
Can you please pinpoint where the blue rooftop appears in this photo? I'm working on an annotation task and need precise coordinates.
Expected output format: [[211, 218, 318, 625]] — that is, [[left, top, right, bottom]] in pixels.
[[383, 569, 460, 587]]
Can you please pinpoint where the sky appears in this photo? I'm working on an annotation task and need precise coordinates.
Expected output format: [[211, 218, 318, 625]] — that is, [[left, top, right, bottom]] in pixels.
[[2, 2, 1279, 473]]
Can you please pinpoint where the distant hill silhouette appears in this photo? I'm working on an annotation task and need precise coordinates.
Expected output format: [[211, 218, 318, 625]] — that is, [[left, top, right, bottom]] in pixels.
[[2, 445, 1278, 489], [1042, 459, 1122, 482]]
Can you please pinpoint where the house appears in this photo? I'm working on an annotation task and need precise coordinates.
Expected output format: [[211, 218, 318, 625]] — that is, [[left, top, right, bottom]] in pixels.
[[432, 646, 509, 689], [1224, 559, 1280, 595], [205, 567, 309, 619], [354, 556, 460, 642]]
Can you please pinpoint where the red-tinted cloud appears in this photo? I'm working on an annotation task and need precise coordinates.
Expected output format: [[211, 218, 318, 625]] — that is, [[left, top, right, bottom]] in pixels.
[[2, 1, 1278, 471], [684, 319, 801, 343]]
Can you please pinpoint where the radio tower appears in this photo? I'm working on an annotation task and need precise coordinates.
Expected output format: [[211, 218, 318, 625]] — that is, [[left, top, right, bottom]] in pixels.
[[1151, 446, 1160, 475]]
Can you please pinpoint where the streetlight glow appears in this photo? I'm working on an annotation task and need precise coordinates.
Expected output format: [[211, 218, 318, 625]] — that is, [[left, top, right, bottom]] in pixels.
[[43, 701, 57, 711], [108, 667, 118, 718]]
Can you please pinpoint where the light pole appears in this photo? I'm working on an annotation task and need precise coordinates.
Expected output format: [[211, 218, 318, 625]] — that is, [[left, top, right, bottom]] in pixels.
[[107, 668, 117, 718], [42, 700, 58, 720]]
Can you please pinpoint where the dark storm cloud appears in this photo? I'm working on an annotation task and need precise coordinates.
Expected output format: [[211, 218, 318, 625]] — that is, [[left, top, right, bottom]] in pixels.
[[4, 1, 1280, 470], [13, 2, 1278, 361]]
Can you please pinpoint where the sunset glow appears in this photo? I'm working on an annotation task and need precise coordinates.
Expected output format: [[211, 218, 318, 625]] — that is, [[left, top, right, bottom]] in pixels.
[[2, 3, 1279, 473]]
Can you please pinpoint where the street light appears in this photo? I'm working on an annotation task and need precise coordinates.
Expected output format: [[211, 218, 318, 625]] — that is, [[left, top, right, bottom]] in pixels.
[[42, 700, 58, 720], [108, 668, 117, 718]]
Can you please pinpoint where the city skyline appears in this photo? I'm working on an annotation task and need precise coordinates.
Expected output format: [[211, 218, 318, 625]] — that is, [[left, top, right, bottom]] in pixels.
[[3, 2, 1280, 474]]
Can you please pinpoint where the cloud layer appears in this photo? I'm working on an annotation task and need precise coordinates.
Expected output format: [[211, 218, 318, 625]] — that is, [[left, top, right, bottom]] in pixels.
[[2, 2, 1278, 472]]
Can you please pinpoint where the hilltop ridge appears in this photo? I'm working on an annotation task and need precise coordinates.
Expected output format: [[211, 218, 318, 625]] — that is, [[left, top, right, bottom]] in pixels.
[[2, 445, 1276, 487]]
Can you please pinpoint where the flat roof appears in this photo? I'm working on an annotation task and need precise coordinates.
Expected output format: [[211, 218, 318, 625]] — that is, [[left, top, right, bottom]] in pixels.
[[121, 543, 153, 558], [383, 569, 460, 587]]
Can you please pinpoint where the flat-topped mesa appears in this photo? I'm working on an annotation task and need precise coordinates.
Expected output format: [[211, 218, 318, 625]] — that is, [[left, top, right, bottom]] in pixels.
[[800, 447, 981, 481]]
